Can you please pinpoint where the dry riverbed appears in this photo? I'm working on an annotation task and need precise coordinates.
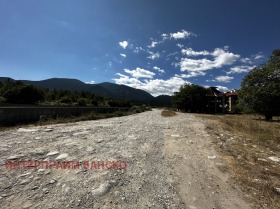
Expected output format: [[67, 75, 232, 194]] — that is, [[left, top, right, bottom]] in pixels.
[[0, 109, 251, 209]]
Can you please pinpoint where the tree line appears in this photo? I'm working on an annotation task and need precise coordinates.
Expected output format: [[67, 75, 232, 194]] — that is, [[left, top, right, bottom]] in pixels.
[[0, 79, 132, 107]]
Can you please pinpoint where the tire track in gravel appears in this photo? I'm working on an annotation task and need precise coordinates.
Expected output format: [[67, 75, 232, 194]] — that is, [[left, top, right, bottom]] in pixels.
[[162, 110, 251, 209], [0, 109, 251, 209]]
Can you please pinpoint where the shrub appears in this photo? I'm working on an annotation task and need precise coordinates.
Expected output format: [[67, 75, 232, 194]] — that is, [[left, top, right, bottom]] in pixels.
[[77, 98, 88, 106]]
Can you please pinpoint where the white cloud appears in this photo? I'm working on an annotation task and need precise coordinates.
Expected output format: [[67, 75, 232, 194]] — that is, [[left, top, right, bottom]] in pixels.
[[113, 73, 143, 85], [141, 77, 188, 96], [113, 74, 188, 96], [133, 46, 145, 53], [203, 85, 229, 92], [227, 65, 256, 74], [254, 53, 264, 60], [214, 75, 234, 83], [160, 30, 196, 41], [115, 73, 127, 78], [223, 46, 230, 50], [180, 48, 240, 72], [86, 81, 95, 84], [212, 48, 240, 66], [167, 52, 179, 57], [240, 53, 263, 64], [153, 66, 165, 73], [161, 33, 169, 41], [176, 44, 184, 48], [119, 41, 128, 49], [216, 85, 229, 92], [170, 30, 195, 39], [180, 58, 214, 71], [120, 53, 126, 57], [175, 71, 206, 78], [147, 51, 160, 60], [240, 57, 252, 64], [124, 67, 155, 79], [148, 41, 158, 48], [181, 48, 210, 56]]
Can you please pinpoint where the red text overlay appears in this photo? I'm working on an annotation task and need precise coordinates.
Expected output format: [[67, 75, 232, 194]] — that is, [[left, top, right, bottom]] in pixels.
[[5, 160, 127, 170]]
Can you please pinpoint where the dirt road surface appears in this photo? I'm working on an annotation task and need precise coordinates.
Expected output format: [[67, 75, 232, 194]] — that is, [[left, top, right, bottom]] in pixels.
[[0, 109, 251, 209]]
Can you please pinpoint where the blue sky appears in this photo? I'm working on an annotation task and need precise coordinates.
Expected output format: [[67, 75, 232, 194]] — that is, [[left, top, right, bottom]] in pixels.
[[0, 0, 279, 96]]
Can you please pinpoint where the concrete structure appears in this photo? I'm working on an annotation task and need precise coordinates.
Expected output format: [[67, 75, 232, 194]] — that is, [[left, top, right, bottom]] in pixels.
[[0, 106, 129, 126]]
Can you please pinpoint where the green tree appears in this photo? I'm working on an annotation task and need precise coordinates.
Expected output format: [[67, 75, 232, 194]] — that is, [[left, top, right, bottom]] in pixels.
[[77, 98, 88, 106], [0, 81, 6, 103], [173, 84, 208, 112], [2, 84, 44, 104], [239, 49, 280, 120], [60, 96, 73, 104]]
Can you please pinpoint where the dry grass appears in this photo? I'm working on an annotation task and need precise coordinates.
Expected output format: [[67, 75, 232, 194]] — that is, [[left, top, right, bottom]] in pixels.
[[196, 114, 280, 208], [161, 110, 177, 117], [200, 114, 280, 150], [0, 126, 15, 132]]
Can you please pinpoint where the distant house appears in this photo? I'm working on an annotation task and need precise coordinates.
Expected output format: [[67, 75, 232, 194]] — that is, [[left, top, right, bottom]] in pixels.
[[206, 87, 225, 113], [205, 87, 238, 114], [225, 90, 238, 113]]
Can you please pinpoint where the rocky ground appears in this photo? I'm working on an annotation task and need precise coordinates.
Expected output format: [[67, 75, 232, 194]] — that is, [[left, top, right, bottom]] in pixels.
[[0, 109, 251, 209]]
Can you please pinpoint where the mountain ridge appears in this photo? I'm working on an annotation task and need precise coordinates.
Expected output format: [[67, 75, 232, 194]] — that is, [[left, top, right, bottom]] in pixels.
[[0, 77, 172, 105]]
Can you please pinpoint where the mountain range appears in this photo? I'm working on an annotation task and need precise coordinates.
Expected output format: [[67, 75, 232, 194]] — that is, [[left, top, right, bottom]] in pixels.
[[0, 77, 172, 106]]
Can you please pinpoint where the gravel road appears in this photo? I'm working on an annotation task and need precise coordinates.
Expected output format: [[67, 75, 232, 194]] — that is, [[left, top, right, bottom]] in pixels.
[[0, 109, 251, 209]]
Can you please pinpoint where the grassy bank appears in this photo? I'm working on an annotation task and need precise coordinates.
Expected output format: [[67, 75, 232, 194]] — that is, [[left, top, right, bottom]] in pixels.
[[196, 114, 280, 209], [161, 110, 177, 117]]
